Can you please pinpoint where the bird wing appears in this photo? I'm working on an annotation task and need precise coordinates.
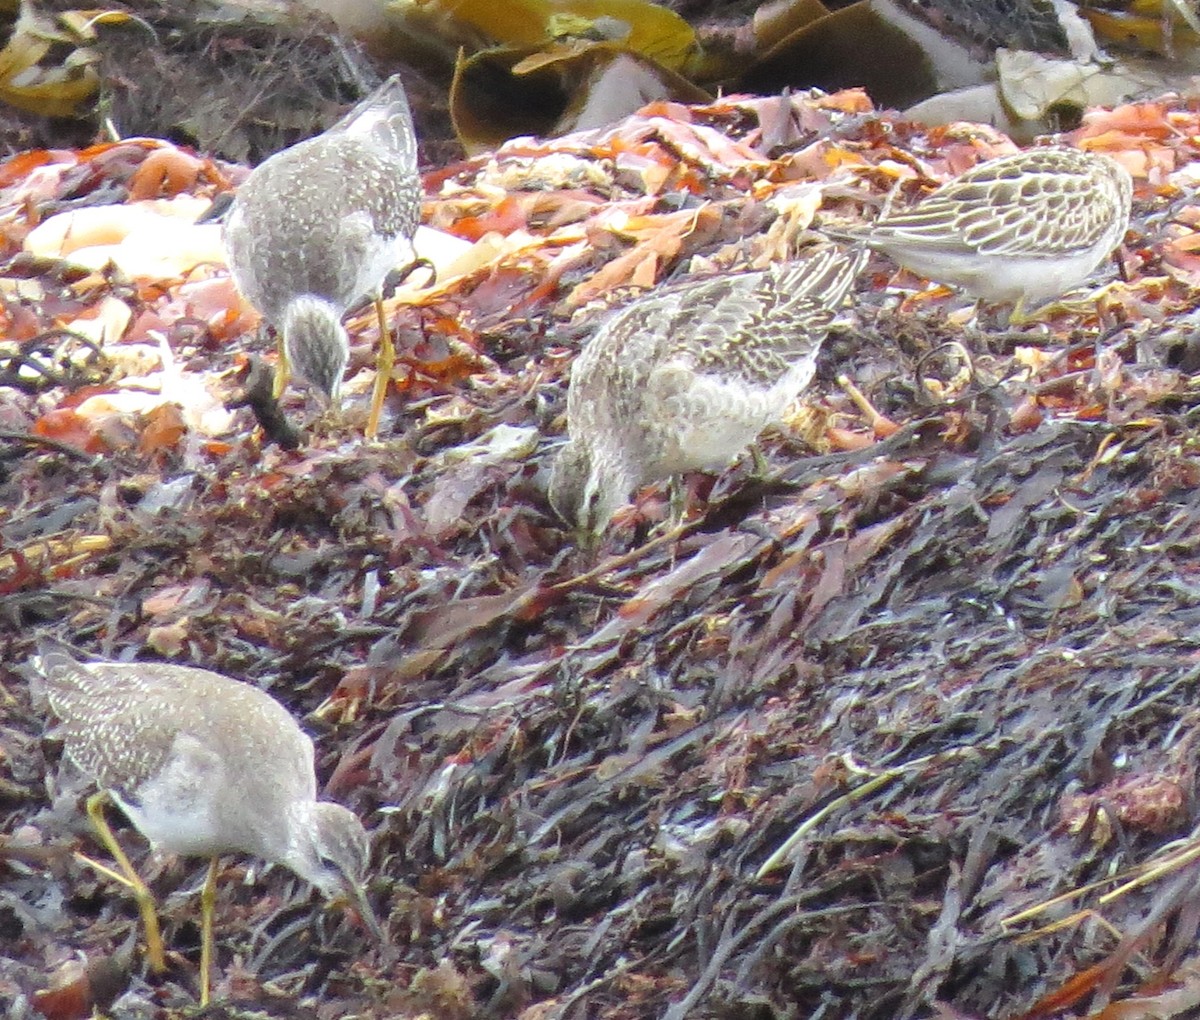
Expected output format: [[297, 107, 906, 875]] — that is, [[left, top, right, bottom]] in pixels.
[[671, 246, 864, 381], [566, 247, 862, 426], [776, 243, 866, 314], [867, 151, 1127, 259], [221, 201, 271, 313], [876, 186, 1105, 258], [567, 285, 688, 427], [39, 656, 184, 794]]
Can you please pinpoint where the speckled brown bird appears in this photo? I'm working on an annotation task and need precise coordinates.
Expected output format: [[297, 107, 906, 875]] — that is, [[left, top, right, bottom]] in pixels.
[[548, 246, 865, 544], [223, 74, 422, 439], [35, 642, 382, 1006], [838, 147, 1132, 319]]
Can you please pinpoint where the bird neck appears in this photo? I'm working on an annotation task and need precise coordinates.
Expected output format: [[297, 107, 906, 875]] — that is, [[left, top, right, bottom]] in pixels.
[[276, 799, 328, 890], [283, 295, 342, 333]]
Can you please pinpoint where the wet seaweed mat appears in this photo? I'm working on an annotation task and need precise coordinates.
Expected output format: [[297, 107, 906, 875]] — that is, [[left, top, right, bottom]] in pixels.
[[3, 89, 1200, 1018]]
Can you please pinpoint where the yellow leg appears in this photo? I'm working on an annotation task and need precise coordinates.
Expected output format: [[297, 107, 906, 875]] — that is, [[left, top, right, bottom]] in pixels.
[[748, 443, 769, 479], [84, 792, 166, 974], [273, 329, 290, 399], [199, 857, 219, 1007], [1012, 289, 1113, 325], [1006, 295, 1034, 326], [667, 476, 688, 528], [366, 295, 393, 441]]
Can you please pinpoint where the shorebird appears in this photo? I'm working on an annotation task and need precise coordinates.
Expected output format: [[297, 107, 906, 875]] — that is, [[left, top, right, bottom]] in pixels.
[[223, 74, 422, 439], [834, 147, 1132, 321], [547, 246, 865, 545], [34, 642, 383, 1006]]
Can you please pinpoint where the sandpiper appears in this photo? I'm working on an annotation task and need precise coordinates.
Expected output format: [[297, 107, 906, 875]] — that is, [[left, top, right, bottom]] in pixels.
[[222, 74, 422, 439], [547, 246, 864, 545], [34, 642, 383, 1005], [836, 147, 1132, 320]]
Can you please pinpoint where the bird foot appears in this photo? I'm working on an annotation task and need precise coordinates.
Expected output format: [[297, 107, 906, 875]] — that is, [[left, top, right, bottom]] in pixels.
[[1005, 287, 1114, 327]]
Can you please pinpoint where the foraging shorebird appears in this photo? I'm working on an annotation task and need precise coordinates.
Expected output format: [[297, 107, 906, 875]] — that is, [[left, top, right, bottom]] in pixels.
[[34, 642, 382, 1005], [548, 246, 865, 544], [223, 74, 422, 439], [834, 147, 1132, 321]]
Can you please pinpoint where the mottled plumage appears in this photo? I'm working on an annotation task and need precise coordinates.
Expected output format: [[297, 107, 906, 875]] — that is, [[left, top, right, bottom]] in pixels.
[[34, 643, 381, 1000], [548, 246, 864, 541], [223, 74, 421, 437], [842, 148, 1131, 310]]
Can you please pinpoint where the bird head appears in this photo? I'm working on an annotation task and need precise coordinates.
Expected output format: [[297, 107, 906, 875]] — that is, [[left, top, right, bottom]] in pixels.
[[548, 440, 631, 551], [287, 801, 385, 942], [282, 296, 350, 404]]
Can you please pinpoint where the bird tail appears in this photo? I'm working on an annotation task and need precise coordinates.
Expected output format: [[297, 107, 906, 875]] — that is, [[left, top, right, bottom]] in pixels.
[[24, 637, 84, 706], [778, 244, 868, 313], [31, 636, 81, 676], [819, 173, 908, 250], [337, 74, 419, 176]]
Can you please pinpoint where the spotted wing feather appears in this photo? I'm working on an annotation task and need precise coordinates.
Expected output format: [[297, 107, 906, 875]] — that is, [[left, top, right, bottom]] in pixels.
[[670, 245, 864, 385], [866, 149, 1131, 260], [569, 246, 862, 424], [37, 644, 193, 795], [35, 643, 317, 808]]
